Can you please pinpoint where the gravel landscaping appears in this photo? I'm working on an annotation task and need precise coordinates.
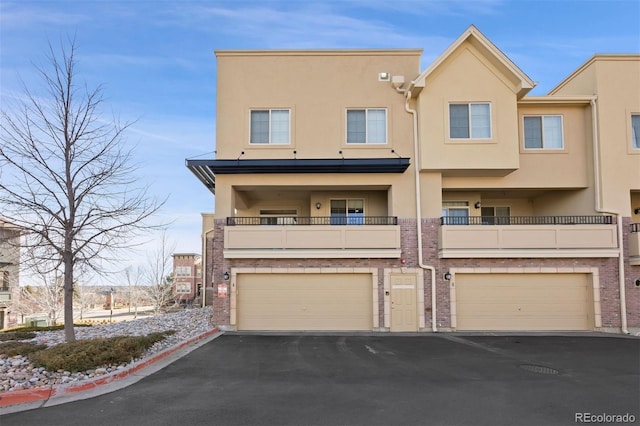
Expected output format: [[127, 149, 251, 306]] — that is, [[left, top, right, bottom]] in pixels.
[[0, 307, 215, 393]]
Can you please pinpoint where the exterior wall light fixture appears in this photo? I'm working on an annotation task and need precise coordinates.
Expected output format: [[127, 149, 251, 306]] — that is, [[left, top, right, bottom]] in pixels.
[[223, 272, 230, 281], [634, 208, 640, 214], [378, 72, 390, 81], [474, 201, 481, 209], [443, 272, 452, 281], [315, 202, 322, 210]]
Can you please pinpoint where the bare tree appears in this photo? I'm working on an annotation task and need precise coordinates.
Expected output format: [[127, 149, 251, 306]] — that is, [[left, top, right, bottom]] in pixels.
[[145, 231, 175, 313], [15, 274, 65, 326], [0, 38, 163, 341], [123, 265, 145, 319]]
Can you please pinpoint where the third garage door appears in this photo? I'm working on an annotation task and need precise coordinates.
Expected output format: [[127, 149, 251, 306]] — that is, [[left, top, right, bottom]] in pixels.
[[455, 273, 593, 331], [236, 273, 372, 331]]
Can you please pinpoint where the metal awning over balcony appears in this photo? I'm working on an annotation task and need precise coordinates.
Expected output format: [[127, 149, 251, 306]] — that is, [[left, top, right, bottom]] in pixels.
[[186, 158, 411, 194]]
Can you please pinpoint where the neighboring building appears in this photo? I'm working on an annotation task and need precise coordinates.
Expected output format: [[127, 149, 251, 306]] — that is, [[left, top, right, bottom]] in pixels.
[[0, 218, 21, 329], [187, 25, 640, 333], [172, 253, 202, 303]]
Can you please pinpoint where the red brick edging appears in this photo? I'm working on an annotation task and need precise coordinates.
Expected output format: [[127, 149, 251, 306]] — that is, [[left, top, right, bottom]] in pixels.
[[0, 327, 220, 408]]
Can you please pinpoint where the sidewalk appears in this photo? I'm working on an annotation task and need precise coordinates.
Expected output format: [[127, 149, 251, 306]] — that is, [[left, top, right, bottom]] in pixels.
[[0, 327, 222, 414]]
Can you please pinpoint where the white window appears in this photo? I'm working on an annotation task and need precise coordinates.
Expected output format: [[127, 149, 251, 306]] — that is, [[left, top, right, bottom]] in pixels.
[[442, 201, 469, 224], [449, 103, 491, 139], [347, 109, 387, 144], [175, 266, 191, 277], [0, 270, 8, 289], [176, 283, 191, 294], [250, 109, 290, 144], [523, 115, 563, 149], [632, 114, 640, 150], [481, 206, 511, 225], [259, 209, 297, 225], [330, 199, 364, 225]]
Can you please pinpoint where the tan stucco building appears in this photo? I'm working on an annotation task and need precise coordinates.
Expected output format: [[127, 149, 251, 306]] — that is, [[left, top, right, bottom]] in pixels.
[[188, 25, 640, 333]]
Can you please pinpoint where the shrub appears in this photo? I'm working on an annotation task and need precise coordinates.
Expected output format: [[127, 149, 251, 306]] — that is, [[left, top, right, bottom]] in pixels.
[[0, 341, 47, 357], [2, 324, 92, 333], [0, 331, 37, 341], [28, 330, 175, 372]]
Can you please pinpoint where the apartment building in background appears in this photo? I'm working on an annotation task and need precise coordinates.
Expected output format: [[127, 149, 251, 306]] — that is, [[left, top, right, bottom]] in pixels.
[[187, 25, 640, 333], [172, 253, 202, 303], [0, 218, 21, 329]]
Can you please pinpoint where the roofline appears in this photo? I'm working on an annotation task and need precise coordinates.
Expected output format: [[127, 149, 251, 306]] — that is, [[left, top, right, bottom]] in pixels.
[[518, 95, 597, 105], [413, 25, 535, 95], [215, 48, 423, 57], [172, 253, 201, 257], [548, 54, 640, 95]]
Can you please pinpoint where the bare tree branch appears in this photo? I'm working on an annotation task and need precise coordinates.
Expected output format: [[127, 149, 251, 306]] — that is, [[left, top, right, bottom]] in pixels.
[[0, 36, 165, 341]]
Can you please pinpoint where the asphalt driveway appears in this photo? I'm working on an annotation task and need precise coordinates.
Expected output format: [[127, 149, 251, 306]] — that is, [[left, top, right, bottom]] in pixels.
[[1, 333, 639, 426]]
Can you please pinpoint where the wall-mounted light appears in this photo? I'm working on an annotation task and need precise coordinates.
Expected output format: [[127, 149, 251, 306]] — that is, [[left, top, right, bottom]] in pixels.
[[315, 202, 322, 210], [444, 272, 452, 281], [634, 208, 640, 215], [378, 72, 390, 81], [223, 272, 230, 281], [474, 201, 481, 209]]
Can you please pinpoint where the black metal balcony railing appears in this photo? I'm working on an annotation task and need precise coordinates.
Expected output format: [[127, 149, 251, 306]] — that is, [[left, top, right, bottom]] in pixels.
[[631, 223, 640, 233], [227, 216, 398, 226], [440, 215, 615, 226]]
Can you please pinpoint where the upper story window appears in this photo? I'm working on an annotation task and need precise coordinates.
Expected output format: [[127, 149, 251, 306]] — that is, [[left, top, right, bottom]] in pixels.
[[449, 103, 491, 139], [632, 114, 640, 150], [250, 109, 290, 144], [175, 266, 191, 277], [347, 109, 387, 144], [523, 115, 563, 149], [0, 270, 8, 289], [330, 199, 364, 225], [481, 206, 511, 225]]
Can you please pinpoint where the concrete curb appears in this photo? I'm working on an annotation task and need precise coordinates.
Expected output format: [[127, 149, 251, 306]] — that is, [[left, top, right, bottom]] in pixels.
[[0, 327, 221, 414]]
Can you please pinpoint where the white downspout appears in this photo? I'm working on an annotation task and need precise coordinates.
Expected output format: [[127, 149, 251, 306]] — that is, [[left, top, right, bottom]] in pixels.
[[402, 88, 438, 332], [591, 98, 629, 334]]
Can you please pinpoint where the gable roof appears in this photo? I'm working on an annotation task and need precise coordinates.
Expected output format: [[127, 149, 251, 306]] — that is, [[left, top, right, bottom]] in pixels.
[[412, 25, 535, 98]]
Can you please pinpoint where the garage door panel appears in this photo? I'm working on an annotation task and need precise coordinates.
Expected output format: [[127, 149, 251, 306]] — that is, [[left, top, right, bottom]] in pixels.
[[455, 273, 593, 331], [237, 273, 372, 331]]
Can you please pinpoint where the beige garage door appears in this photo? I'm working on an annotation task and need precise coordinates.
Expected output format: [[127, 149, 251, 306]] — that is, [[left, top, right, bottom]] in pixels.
[[455, 273, 593, 331], [236, 273, 372, 331]]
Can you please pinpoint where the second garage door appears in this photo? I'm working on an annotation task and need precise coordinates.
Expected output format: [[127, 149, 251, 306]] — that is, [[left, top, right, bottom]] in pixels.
[[236, 273, 373, 331], [455, 273, 593, 331]]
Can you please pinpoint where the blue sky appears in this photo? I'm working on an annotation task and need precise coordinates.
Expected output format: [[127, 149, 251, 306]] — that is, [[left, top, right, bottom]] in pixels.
[[1, 0, 639, 277]]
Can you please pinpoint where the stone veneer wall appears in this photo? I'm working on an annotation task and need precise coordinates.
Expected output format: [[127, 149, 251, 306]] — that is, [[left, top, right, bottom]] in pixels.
[[208, 217, 630, 330]]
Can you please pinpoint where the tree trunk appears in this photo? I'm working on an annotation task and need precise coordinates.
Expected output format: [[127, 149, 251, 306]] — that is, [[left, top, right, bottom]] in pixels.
[[63, 254, 75, 341]]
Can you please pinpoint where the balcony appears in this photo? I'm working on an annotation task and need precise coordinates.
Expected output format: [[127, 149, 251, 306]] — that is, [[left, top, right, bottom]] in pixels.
[[439, 215, 618, 258], [630, 223, 640, 266], [224, 216, 401, 259]]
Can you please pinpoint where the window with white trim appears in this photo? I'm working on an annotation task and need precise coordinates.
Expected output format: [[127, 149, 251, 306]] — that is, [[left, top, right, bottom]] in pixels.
[[632, 114, 640, 150], [481, 206, 511, 225], [259, 209, 297, 225], [442, 201, 469, 224], [175, 266, 191, 277], [250, 109, 290, 144], [449, 103, 491, 139], [347, 109, 387, 144], [523, 115, 563, 149], [176, 283, 191, 294], [330, 199, 364, 225]]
